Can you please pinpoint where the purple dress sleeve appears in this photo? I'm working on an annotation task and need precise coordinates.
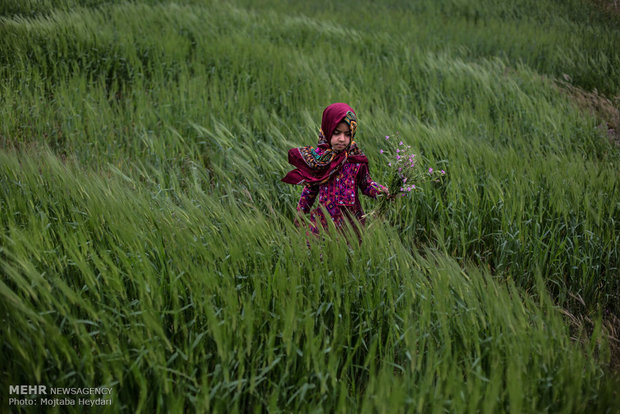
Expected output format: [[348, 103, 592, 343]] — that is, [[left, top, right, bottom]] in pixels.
[[297, 184, 319, 213], [357, 164, 387, 198]]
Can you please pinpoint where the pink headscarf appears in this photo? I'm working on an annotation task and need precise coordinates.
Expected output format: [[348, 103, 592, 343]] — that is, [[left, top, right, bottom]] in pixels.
[[282, 103, 368, 185]]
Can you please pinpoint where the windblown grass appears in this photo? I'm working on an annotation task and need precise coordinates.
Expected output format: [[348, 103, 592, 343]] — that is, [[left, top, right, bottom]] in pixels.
[[1, 151, 617, 412], [1, 0, 619, 412]]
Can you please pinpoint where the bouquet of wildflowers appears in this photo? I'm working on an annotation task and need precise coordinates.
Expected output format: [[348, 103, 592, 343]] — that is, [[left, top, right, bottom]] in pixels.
[[373, 134, 446, 215]]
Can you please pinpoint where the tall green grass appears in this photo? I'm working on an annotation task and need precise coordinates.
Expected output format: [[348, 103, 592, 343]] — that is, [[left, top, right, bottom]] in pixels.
[[1, 152, 617, 412], [1, 0, 619, 412]]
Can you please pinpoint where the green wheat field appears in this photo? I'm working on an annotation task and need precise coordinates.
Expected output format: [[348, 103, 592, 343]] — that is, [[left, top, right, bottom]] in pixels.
[[1, 0, 619, 412]]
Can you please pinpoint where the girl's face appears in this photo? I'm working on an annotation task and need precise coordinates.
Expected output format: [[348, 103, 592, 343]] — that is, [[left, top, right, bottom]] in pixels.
[[330, 121, 351, 152]]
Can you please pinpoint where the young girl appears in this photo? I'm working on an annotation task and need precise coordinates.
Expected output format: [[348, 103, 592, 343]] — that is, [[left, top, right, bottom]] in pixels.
[[282, 103, 389, 235]]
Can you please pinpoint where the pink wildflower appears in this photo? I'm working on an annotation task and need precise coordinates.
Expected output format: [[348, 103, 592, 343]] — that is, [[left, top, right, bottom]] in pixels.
[[428, 167, 433, 174], [380, 149, 384, 154], [385, 136, 390, 140]]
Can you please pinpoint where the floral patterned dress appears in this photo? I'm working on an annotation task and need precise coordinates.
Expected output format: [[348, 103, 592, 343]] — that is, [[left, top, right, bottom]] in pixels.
[[297, 161, 387, 234]]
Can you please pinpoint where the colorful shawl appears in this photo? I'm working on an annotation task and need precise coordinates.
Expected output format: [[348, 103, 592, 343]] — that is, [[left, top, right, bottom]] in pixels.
[[282, 103, 368, 185]]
